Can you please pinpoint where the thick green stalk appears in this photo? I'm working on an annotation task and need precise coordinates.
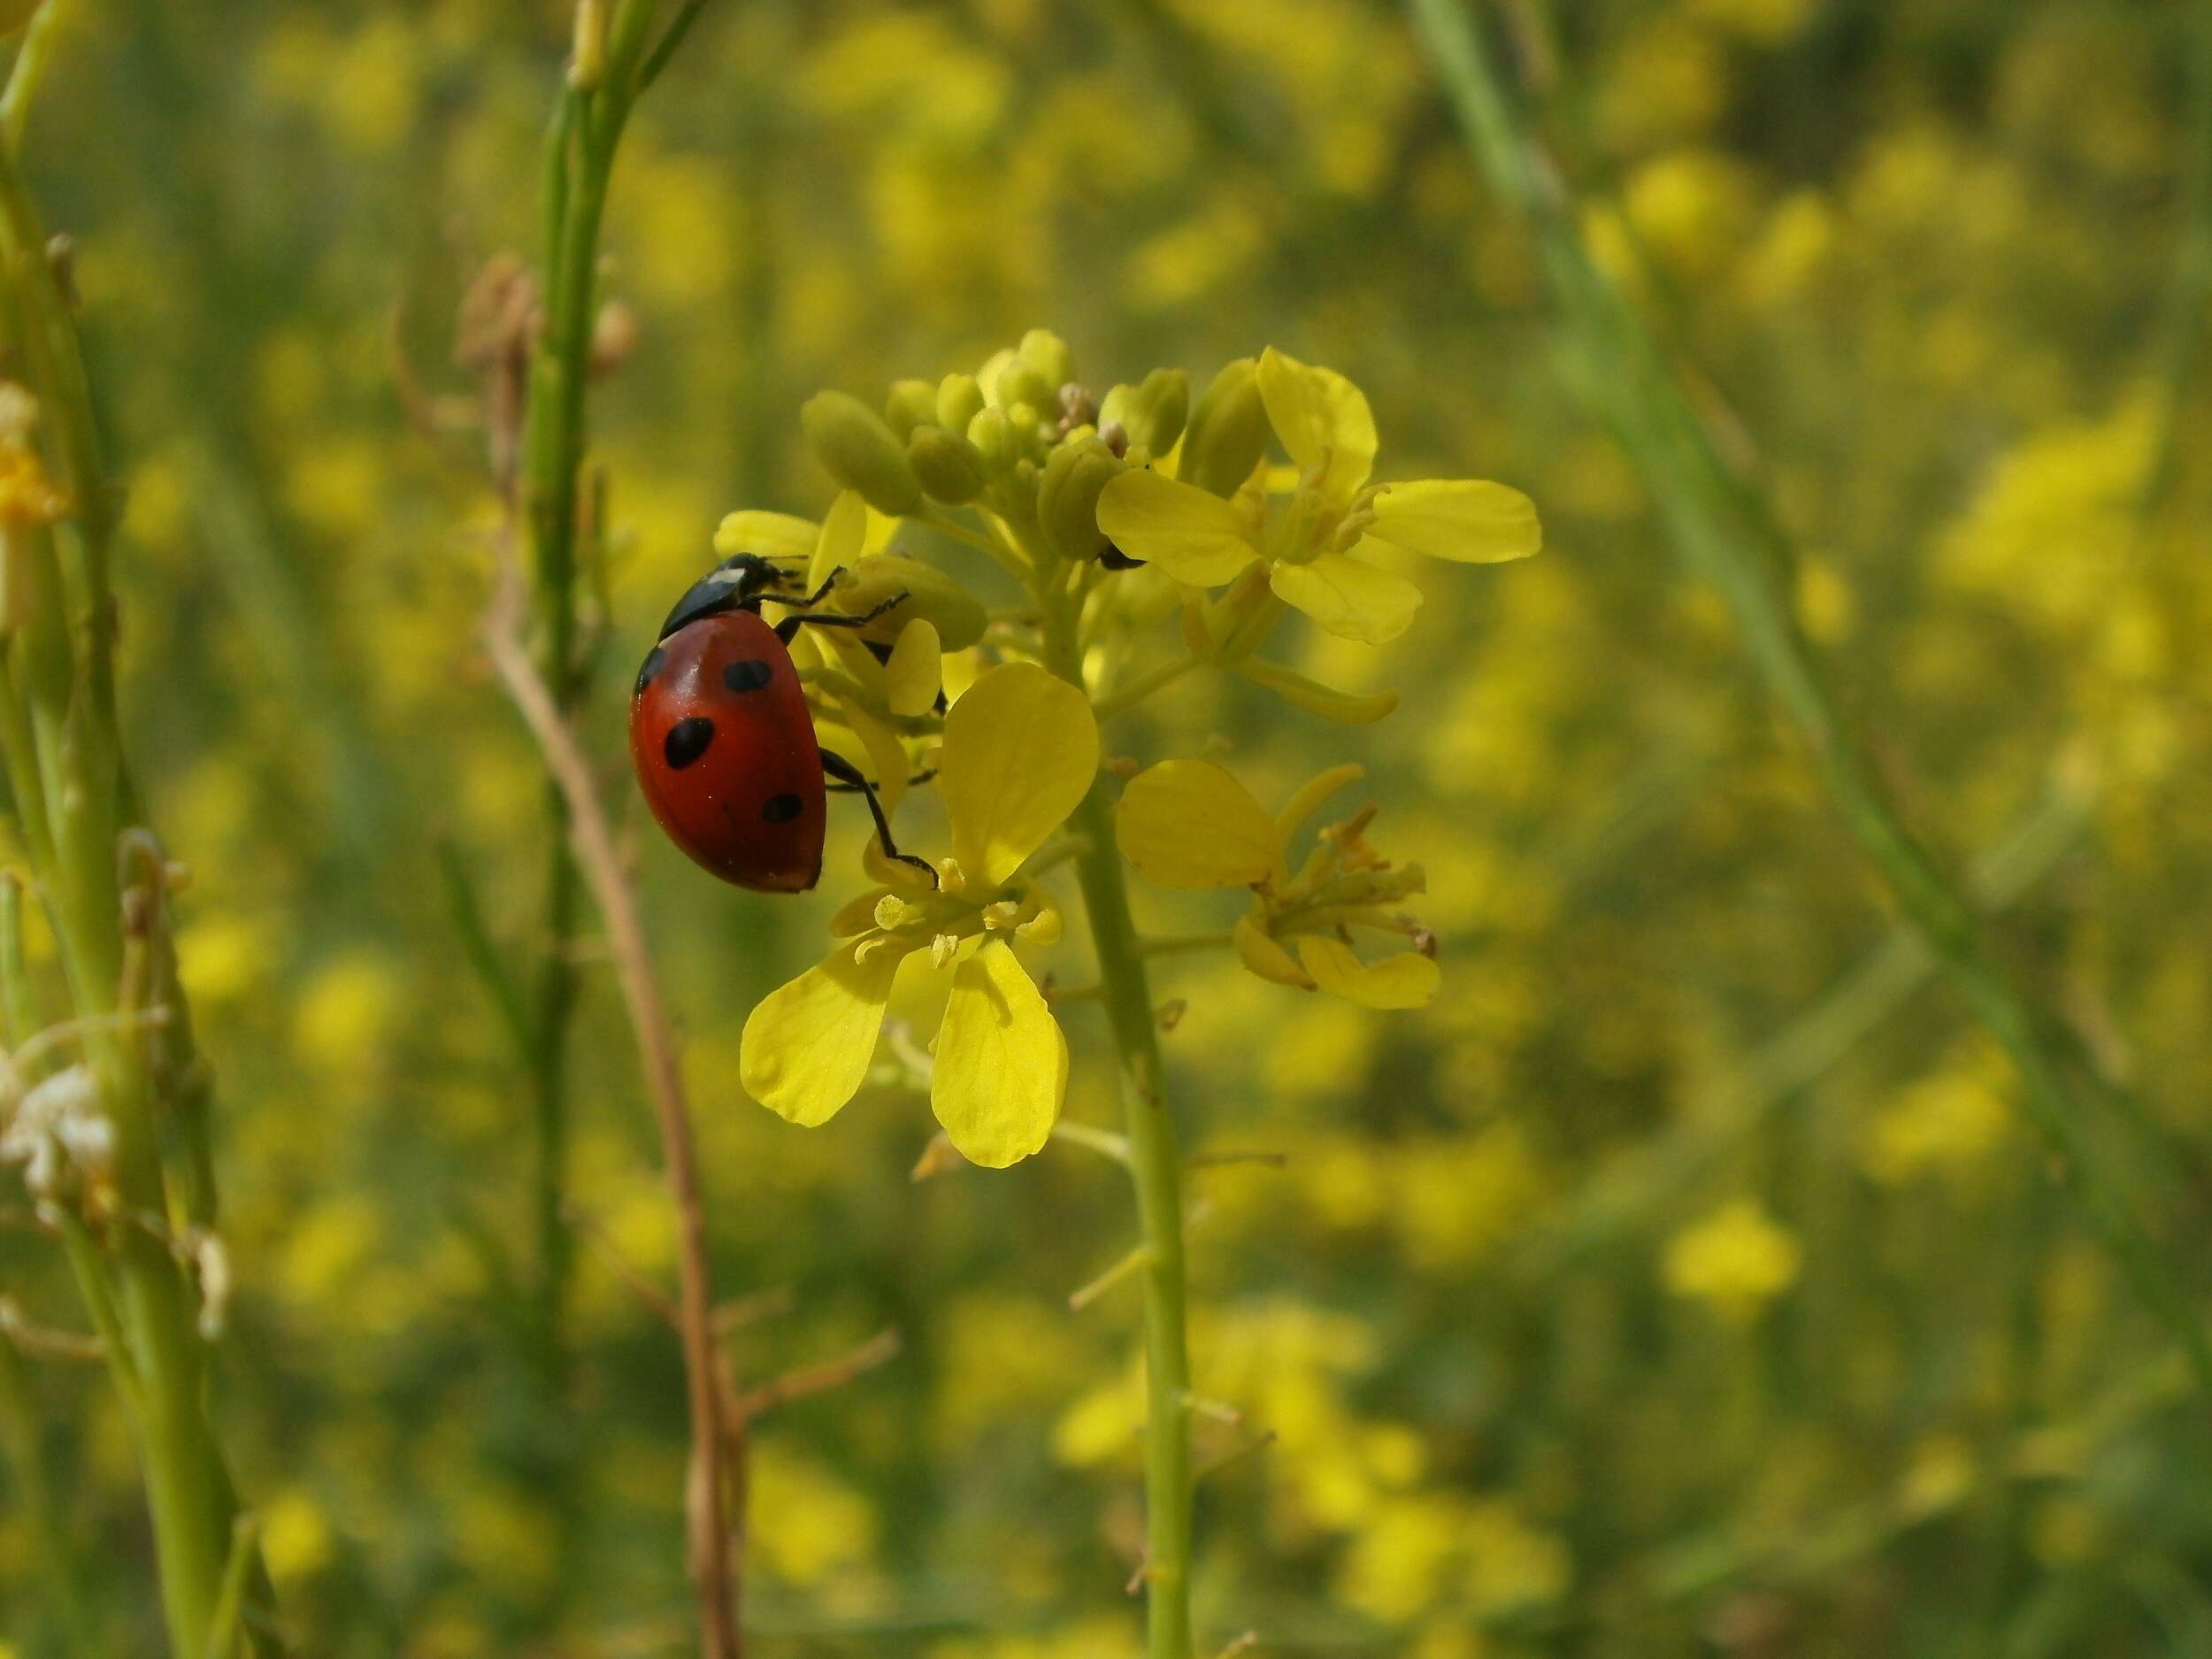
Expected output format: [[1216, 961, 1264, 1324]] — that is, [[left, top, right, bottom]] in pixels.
[[0, 114, 273, 1659], [515, 14, 656, 1362], [1409, 0, 2212, 1392], [1043, 603, 1196, 1659]]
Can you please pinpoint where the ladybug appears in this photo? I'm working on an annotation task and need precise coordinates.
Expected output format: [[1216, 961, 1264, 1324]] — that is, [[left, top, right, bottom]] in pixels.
[[629, 552, 931, 893]]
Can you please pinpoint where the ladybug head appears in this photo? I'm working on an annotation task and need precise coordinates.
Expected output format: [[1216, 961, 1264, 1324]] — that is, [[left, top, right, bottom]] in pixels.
[[658, 552, 799, 641]]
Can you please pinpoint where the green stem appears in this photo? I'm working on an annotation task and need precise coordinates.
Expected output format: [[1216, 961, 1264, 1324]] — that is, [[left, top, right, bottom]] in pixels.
[[0, 93, 274, 1659], [1044, 597, 1196, 1659], [1410, 0, 2212, 1394], [1094, 655, 1202, 721]]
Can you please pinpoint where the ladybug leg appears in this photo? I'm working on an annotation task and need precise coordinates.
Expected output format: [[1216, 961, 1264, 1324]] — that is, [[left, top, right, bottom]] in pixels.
[[787, 568, 845, 608], [820, 749, 939, 887], [772, 591, 911, 645], [827, 766, 938, 791]]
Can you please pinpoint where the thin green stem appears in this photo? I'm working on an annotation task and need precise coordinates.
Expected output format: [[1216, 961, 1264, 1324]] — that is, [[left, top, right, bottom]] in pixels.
[[1043, 589, 1197, 1659], [0, 0, 72, 156], [1094, 655, 1202, 721], [1409, 0, 2212, 1394]]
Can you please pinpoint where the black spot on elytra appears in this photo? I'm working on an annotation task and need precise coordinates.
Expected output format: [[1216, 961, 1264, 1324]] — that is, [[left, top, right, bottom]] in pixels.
[[664, 717, 715, 770], [722, 658, 774, 693], [762, 793, 803, 824], [634, 646, 667, 696]]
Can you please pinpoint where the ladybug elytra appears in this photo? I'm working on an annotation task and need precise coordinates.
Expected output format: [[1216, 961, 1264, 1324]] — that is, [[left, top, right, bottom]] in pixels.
[[629, 553, 931, 893]]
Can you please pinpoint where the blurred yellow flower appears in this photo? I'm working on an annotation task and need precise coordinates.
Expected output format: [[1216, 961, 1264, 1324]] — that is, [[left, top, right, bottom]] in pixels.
[[1663, 1198, 1802, 1323], [1097, 347, 1540, 645], [740, 663, 1094, 1165], [1116, 759, 1439, 1008]]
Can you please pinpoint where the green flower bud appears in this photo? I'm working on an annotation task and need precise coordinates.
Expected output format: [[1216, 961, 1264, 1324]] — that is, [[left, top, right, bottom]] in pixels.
[[908, 425, 988, 504], [1018, 327, 1074, 390], [967, 406, 1011, 472], [1179, 357, 1268, 498], [1037, 434, 1124, 563], [836, 554, 988, 651], [1004, 402, 1050, 463], [884, 379, 939, 442], [1100, 368, 1189, 461], [937, 373, 985, 433], [802, 390, 922, 516], [994, 359, 1053, 417]]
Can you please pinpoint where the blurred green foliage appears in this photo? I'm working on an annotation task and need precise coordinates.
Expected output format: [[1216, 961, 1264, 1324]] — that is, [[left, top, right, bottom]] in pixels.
[[5, 0, 2212, 1655]]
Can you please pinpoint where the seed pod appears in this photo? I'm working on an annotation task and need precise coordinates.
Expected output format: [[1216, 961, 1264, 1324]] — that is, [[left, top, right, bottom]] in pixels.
[[802, 390, 923, 516], [1179, 357, 1268, 498]]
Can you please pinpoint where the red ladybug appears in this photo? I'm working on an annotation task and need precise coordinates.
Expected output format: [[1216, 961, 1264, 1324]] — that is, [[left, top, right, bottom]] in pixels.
[[629, 553, 926, 892]]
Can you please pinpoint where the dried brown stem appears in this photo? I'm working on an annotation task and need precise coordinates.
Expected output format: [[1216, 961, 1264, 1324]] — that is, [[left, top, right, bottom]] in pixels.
[[485, 558, 741, 1659], [728, 1327, 902, 1422]]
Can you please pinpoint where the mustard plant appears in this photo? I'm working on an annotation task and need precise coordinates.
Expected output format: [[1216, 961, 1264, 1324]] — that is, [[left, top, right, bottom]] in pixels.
[[0, 23, 274, 1656], [513, 0, 706, 1364], [725, 332, 1539, 1655]]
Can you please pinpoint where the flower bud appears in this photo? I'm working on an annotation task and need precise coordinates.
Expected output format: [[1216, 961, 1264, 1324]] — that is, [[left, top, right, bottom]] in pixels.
[[837, 553, 988, 650], [1018, 327, 1074, 389], [1037, 435, 1123, 563], [884, 379, 938, 441], [1100, 368, 1189, 462], [1179, 357, 1268, 498], [994, 359, 1053, 417], [908, 426, 988, 504], [937, 373, 986, 433], [967, 406, 1012, 473], [802, 390, 922, 516]]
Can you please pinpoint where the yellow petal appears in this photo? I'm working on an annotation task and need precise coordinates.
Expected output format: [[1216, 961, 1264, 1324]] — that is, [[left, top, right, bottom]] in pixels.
[[884, 618, 942, 718], [808, 489, 868, 591], [1230, 659, 1398, 726], [826, 698, 913, 816], [714, 509, 818, 565], [1256, 346, 1375, 499], [1295, 934, 1439, 1010], [1116, 759, 1281, 889], [1359, 480, 1541, 564], [1095, 468, 1260, 587], [1233, 915, 1315, 988], [1268, 551, 1422, 644], [740, 942, 906, 1126], [932, 941, 1065, 1167], [941, 663, 1098, 887]]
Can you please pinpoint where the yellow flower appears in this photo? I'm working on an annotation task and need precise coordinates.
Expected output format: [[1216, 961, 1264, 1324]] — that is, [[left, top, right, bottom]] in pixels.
[[739, 662, 1096, 1166], [1115, 759, 1439, 1009], [1663, 1198, 1801, 1324], [1096, 346, 1540, 646]]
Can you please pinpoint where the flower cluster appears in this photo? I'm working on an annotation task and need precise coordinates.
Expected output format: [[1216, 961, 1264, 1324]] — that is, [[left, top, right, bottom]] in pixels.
[[729, 331, 1540, 1164]]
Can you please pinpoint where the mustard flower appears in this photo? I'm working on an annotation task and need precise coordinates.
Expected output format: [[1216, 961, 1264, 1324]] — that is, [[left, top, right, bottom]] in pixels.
[[1115, 759, 1439, 1009], [739, 662, 1097, 1166], [1096, 347, 1540, 645]]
